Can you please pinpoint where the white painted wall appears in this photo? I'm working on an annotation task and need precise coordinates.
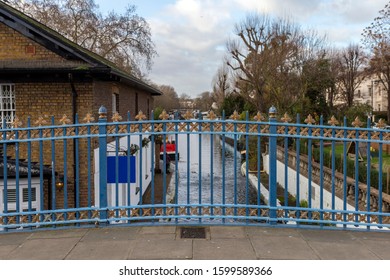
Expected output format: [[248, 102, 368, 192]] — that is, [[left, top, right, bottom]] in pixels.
[[94, 135, 152, 208], [263, 154, 354, 211]]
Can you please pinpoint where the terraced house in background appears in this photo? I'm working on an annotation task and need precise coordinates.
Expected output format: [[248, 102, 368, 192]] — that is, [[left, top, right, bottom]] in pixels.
[[0, 2, 161, 213]]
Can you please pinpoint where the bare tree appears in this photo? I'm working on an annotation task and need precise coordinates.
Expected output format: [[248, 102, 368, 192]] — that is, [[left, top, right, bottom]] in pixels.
[[178, 93, 193, 110], [153, 85, 180, 111], [326, 48, 343, 109], [362, 2, 390, 120], [211, 63, 231, 109], [336, 44, 367, 107], [226, 14, 326, 113], [193, 91, 214, 112], [5, 0, 156, 77]]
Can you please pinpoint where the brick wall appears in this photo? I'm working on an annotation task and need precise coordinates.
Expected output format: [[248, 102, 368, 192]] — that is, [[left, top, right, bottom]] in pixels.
[[1, 20, 156, 212], [10, 81, 154, 210], [0, 23, 66, 62], [93, 81, 154, 120], [10, 82, 95, 209]]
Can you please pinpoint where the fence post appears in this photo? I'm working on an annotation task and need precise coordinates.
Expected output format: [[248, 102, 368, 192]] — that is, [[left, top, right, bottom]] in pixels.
[[98, 106, 108, 221], [268, 106, 277, 224]]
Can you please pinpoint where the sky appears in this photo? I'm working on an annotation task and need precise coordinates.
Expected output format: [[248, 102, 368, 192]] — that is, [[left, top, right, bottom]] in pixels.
[[94, 0, 389, 98]]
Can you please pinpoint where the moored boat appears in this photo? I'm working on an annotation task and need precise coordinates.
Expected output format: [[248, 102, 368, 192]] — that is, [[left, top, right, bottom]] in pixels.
[[160, 140, 180, 161]]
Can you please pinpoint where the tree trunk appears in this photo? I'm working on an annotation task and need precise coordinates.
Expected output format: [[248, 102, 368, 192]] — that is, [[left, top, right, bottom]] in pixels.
[[387, 86, 390, 122]]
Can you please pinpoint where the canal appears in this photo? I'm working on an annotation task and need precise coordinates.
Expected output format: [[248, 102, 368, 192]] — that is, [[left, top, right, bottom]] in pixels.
[[172, 133, 258, 209]]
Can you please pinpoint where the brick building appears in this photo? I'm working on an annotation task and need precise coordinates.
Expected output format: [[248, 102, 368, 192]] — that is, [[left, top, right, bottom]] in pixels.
[[0, 2, 161, 211]]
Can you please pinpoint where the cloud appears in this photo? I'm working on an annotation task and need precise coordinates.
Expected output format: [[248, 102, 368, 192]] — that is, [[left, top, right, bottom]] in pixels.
[[146, 0, 389, 98], [149, 25, 227, 96], [234, 0, 322, 20], [147, 0, 237, 96], [329, 0, 387, 24], [166, 0, 233, 32]]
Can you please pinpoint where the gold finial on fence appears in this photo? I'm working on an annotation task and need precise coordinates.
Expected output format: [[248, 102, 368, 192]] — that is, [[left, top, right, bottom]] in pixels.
[[135, 111, 147, 121], [328, 115, 339, 126], [230, 110, 240, 120], [376, 118, 387, 129], [253, 111, 265, 122], [158, 110, 169, 120], [112, 112, 122, 122], [352, 117, 363, 128], [59, 114, 71, 125], [304, 114, 316, 125], [184, 110, 193, 120], [11, 116, 22, 128], [207, 110, 217, 120], [281, 112, 291, 123], [34, 116, 48, 127], [83, 113, 95, 123]]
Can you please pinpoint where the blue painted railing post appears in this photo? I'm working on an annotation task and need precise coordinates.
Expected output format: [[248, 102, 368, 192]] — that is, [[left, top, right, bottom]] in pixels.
[[268, 106, 277, 224], [98, 106, 108, 222]]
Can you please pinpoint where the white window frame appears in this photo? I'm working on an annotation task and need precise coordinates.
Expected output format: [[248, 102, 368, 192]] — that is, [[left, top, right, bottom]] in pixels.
[[112, 93, 119, 114], [0, 84, 16, 128]]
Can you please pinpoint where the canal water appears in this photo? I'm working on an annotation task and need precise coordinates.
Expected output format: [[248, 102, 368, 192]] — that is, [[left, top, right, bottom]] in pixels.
[[172, 133, 258, 208]]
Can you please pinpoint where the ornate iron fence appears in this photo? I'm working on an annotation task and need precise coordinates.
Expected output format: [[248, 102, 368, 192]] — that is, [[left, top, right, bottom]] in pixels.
[[1, 106, 390, 232]]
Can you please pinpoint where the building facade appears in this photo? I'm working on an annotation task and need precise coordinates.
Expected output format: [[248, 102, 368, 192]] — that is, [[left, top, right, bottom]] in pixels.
[[0, 2, 161, 211], [331, 75, 388, 120]]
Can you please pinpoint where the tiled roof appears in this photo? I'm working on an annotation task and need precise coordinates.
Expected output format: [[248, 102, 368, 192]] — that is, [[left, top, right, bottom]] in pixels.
[[0, 157, 52, 178]]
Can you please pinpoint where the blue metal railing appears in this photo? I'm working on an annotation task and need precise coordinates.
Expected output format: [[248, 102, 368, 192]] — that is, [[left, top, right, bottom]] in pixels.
[[0, 106, 389, 232]]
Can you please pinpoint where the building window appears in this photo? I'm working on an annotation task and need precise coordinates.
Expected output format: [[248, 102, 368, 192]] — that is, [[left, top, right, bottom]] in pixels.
[[0, 180, 40, 214], [112, 93, 119, 114], [357, 90, 361, 98], [378, 104, 381, 111], [0, 84, 15, 128]]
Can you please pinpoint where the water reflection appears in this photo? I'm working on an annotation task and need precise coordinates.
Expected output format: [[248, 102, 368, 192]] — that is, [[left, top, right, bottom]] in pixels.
[[172, 133, 258, 206]]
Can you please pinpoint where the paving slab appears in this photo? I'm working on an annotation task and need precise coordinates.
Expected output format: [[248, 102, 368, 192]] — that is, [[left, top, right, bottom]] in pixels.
[[0, 245, 18, 259], [299, 229, 357, 243], [6, 237, 80, 260], [128, 239, 192, 260], [0, 232, 32, 245], [139, 226, 176, 234], [357, 239, 390, 259], [29, 228, 88, 239], [137, 233, 176, 240], [81, 227, 139, 242], [350, 231, 390, 241], [308, 241, 380, 260], [66, 240, 136, 260], [251, 235, 319, 260], [246, 227, 301, 238], [210, 226, 246, 239], [193, 239, 256, 260]]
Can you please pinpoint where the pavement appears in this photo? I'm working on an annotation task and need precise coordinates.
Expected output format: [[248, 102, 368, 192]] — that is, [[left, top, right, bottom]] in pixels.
[[1, 225, 390, 260]]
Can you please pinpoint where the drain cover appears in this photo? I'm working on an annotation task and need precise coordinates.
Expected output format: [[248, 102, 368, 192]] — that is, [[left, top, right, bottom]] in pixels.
[[180, 227, 206, 239]]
